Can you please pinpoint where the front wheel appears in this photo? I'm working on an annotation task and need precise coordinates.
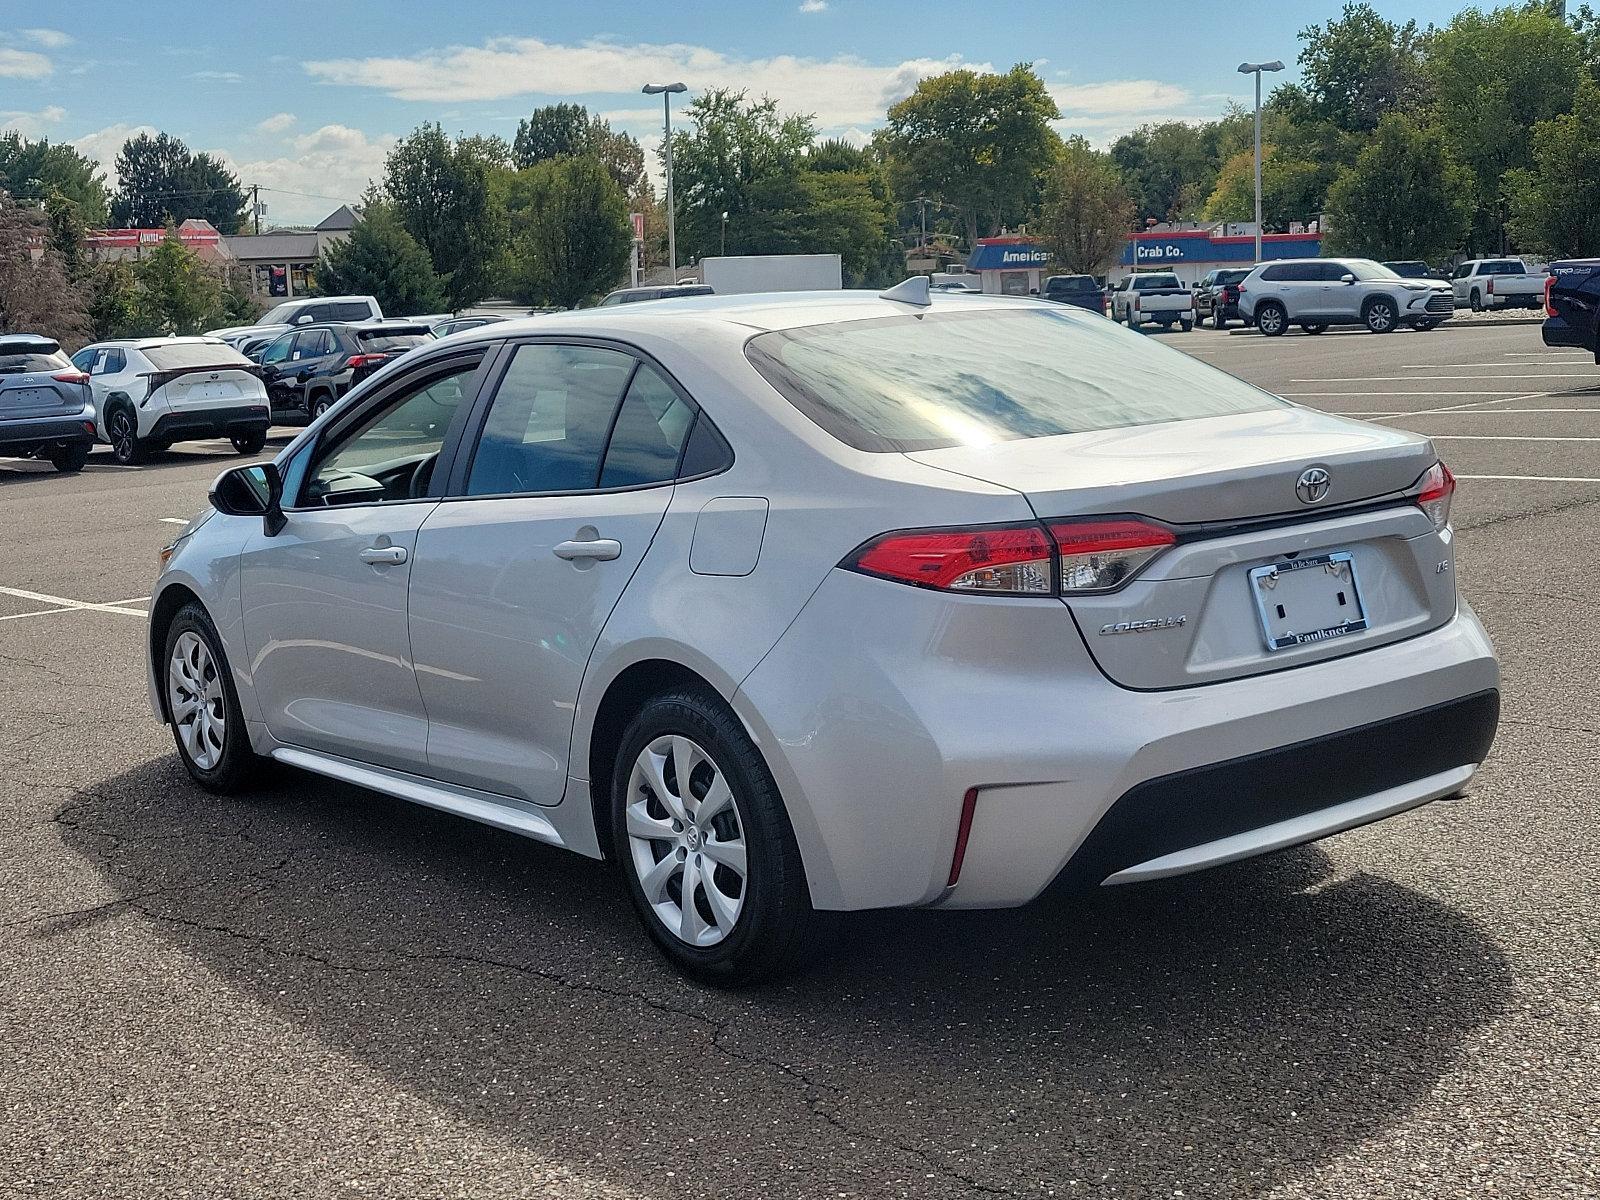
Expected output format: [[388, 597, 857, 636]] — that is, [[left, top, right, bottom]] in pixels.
[[611, 687, 830, 985], [310, 393, 335, 420], [47, 442, 90, 473], [163, 603, 260, 793], [230, 428, 267, 455], [1365, 298, 1398, 334], [1255, 302, 1287, 337]]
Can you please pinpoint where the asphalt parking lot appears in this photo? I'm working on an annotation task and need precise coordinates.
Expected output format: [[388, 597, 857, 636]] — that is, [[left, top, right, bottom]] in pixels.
[[2, 320, 1596, 1199]]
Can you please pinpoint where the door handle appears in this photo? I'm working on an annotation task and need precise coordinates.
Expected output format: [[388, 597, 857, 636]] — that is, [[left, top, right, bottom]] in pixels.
[[359, 545, 408, 565], [553, 538, 622, 562]]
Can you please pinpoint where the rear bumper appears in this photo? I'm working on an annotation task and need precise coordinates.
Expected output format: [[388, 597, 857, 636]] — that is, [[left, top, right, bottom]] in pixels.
[[147, 404, 270, 442], [0, 413, 96, 452], [1541, 315, 1592, 350], [735, 569, 1499, 912]]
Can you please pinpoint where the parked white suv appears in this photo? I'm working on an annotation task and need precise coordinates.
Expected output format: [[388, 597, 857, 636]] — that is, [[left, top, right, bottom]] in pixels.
[[70, 338, 271, 465], [1239, 258, 1454, 336]]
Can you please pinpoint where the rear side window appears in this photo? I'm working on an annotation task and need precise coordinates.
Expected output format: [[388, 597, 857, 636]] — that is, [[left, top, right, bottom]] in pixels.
[[357, 331, 429, 352], [331, 301, 374, 320], [142, 344, 250, 371], [465, 344, 636, 495], [598, 365, 695, 488], [0, 344, 68, 375], [746, 308, 1281, 453]]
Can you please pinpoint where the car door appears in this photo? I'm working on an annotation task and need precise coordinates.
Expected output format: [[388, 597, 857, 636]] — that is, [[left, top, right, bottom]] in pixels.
[[238, 350, 489, 772], [258, 333, 301, 408], [406, 341, 699, 805], [1311, 261, 1355, 319]]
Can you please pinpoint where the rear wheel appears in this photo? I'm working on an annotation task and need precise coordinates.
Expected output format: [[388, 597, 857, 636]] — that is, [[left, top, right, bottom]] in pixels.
[[611, 687, 830, 985], [106, 405, 149, 465], [163, 603, 260, 794], [46, 442, 90, 473], [1364, 297, 1398, 334], [229, 428, 267, 455], [1469, 288, 1483, 312], [1179, 316, 1193, 332], [310, 391, 335, 420], [1255, 302, 1287, 337]]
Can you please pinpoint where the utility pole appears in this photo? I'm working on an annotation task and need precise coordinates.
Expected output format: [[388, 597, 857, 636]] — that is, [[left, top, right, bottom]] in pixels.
[[250, 184, 260, 235]]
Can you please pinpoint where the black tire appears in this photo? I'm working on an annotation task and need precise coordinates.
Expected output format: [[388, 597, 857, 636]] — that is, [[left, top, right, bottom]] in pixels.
[[610, 686, 831, 985], [47, 442, 90, 473], [1255, 302, 1288, 337], [1213, 309, 1228, 330], [1469, 288, 1483, 312], [106, 404, 149, 465], [310, 392, 335, 419], [1302, 323, 1327, 335], [161, 603, 260, 794], [1364, 297, 1399, 334], [230, 428, 267, 455], [1179, 316, 1193, 332]]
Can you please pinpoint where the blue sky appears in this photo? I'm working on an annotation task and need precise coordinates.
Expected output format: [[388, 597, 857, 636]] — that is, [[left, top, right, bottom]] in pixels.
[[3, 1, 1470, 226]]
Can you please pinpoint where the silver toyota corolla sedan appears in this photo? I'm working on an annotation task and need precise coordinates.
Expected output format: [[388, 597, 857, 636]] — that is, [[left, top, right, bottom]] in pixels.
[[148, 284, 1499, 983]]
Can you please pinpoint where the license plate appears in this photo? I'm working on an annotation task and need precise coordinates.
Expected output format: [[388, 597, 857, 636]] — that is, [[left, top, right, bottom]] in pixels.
[[1248, 552, 1368, 651], [0, 388, 49, 409]]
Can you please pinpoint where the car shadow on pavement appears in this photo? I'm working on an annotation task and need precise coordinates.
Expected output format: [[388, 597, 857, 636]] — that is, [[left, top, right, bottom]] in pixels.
[[52, 757, 1513, 1198]]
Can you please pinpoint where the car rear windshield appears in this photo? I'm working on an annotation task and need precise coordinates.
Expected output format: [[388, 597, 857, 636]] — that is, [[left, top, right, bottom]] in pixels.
[[356, 331, 429, 351], [1479, 260, 1527, 275], [142, 344, 251, 371], [1218, 269, 1251, 284], [1049, 277, 1096, 291], [0, 343, 68, 375], [746, 308, 1282, 453], [1133, 274, 1181, 290]]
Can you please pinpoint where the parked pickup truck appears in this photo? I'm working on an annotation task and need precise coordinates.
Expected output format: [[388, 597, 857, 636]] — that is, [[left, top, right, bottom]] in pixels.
[[1110, 272, 1193, 331], [1542, 259, 1600, 358], [1450, 258, 1547, 311]]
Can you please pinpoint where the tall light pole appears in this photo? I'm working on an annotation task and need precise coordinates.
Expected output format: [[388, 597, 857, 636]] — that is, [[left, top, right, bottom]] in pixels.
[[720, 210, 728, 256], [643, 81, 688, 277], [1237, 60, 1284, 264]]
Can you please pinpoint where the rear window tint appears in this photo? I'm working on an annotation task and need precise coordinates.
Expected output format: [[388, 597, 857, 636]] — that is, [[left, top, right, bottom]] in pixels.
[[357, 331, 429, 351], [142, 344, 251, 371], [746, 308, 1281, 453], [0, 345, 68, 375], [1133, 275, 1181, 290]]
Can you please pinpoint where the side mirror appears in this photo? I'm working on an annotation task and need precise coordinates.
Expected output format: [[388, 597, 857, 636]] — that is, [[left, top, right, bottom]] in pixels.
[[209, 461, 286, 536], [295, 313, 313, 325], [1341, 273, 1356, 284]]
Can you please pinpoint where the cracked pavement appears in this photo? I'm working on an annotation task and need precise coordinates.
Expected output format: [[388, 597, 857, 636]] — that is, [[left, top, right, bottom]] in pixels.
[[1, 324, 1597, 1198]]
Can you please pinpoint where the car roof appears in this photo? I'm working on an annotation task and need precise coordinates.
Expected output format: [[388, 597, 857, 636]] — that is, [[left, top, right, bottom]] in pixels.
[[443, 288, 1050, 344], [80, 336, 227, 350]]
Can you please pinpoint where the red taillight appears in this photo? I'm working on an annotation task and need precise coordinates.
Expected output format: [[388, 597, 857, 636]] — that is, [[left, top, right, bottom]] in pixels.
[[947, 787, 979, 887], [347, 353, 386, 369], [52, 369, 89, 384], [849, 524, 1054, 595], [1048, 518, 1176, 592], [1413, 461, 1456, 530], [845, 517, 1175, 596], [1487, 277, 1495, 295], [1545, 274, 1557, 318]]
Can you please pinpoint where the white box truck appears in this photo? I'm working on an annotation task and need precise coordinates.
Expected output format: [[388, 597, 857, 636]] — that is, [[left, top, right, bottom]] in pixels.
[[700, 254, 843, 294]]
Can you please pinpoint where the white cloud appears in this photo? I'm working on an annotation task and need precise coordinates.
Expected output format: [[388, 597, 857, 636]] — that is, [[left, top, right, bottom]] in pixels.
[[191, 70, 244, 83], [0, 47, 52, 79], [70, 123, 157, 191], [0, 105, 66, 138], [799, 0, 828, 11], [22, 28, 73, 49], [307, 37, 980, 131], [1051, 79, 1194, 115], [256, 112, 297, 134], [226, 124, 395, 226]]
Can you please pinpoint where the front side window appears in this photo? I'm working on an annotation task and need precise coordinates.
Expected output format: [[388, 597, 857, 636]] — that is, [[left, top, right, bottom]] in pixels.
[[465, 344, 636, 496], [747, 308, 1282, 453], [1345, 260, 1399, 281], [302, 360, 478, 506], [261, 334, 294, 365]]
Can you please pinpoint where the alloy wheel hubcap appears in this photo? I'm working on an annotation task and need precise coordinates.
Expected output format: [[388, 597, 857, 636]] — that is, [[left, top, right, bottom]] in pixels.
[[626, 735, 747, 948], [112, 413, 133, 457], [168, 631, 225, 770]]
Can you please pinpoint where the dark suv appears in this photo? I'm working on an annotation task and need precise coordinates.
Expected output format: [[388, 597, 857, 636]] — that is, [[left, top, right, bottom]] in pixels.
[[1040, 274, 1105, 313], [258, 322, 433, 418], [0, 335, 97, 473], [1195, 268, 1253, 329]]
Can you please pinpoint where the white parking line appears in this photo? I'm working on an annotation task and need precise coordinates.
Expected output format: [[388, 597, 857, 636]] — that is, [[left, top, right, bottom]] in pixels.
[[1293, 374, 1596, 382], [159, 517, 188, 525], [1283, 391, 1538, 397], [0, 586, 149, 619], [1402, 362, 1590, 369], [1457, 475, 1600, 483], [1370, 390, 1558, 420], [1384, 408, 1600, 415], [1427, 434, 1600, 442]]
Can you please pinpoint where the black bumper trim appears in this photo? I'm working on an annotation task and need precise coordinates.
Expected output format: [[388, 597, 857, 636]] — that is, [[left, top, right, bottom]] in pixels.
[[1054, 689, 1500, 889], [0, 415, 95, 451], [147, 405, 271, 442]]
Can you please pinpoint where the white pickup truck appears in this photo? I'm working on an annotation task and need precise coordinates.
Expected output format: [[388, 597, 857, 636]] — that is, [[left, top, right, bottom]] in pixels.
[[1110, 272, 1193, 331], [1450, 258, 1548, 311]]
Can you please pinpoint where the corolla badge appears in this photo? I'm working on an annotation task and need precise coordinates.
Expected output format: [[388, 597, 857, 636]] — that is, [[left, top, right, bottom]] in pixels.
[[1295, 466, 1332, 505]]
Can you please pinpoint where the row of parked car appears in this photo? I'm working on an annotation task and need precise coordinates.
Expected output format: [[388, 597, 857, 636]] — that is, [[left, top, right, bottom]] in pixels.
[[1038, 256, 1545, 337]]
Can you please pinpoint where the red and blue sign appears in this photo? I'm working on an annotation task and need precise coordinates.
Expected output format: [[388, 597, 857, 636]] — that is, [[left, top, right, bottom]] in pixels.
[[1120, 230, 1322, 267]]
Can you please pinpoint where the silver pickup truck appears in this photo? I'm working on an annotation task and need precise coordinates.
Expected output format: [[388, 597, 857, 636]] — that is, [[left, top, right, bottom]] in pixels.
[[1110, 272, 1194, 331], [1451, 258, 1548, 311]]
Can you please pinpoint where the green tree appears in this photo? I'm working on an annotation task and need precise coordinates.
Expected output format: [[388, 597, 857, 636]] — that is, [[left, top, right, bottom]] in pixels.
[[1202, 146, 1328, 229], [513, 104, 648, 197], [735, 166, 897, 285], [380, 124, 505, 308], [1427, 5, 1584, 252], [1286, 2, 1428, 133], [0, 133, 108, 224], [316, 204, 448, 314], [1507, 76, 1600, 257], [502, 157, 630, 308], [1037, 138, 1134, 275], [1323, 114, 1472, 262], [1109, 121, 1217, 223], [85, 260, 141, 341], [44, 190, 89, 279], [109, 132, 246, 233], [130, 228, 222, 335], [883, 64, 1059, 246]]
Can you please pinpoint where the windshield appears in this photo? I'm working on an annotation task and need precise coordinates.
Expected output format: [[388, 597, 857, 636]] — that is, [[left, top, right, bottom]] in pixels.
[[746, 307, 1281, 453], [1346, 260, 1401, 281], [141, 344, 251, 371], [258, 302, 301, 324], [356, 331, 430, 351]]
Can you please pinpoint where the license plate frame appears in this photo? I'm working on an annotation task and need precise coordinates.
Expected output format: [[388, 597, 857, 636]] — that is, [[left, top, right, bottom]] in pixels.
[[1248, 551, 1368, 652]]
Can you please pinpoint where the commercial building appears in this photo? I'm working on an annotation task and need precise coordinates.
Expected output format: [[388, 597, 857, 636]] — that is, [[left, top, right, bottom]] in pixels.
[[964, 236, 1053, 295], [220, 205, 359, 299], [84, 218, 228, 263], [1117, 223, 1323, 287]]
